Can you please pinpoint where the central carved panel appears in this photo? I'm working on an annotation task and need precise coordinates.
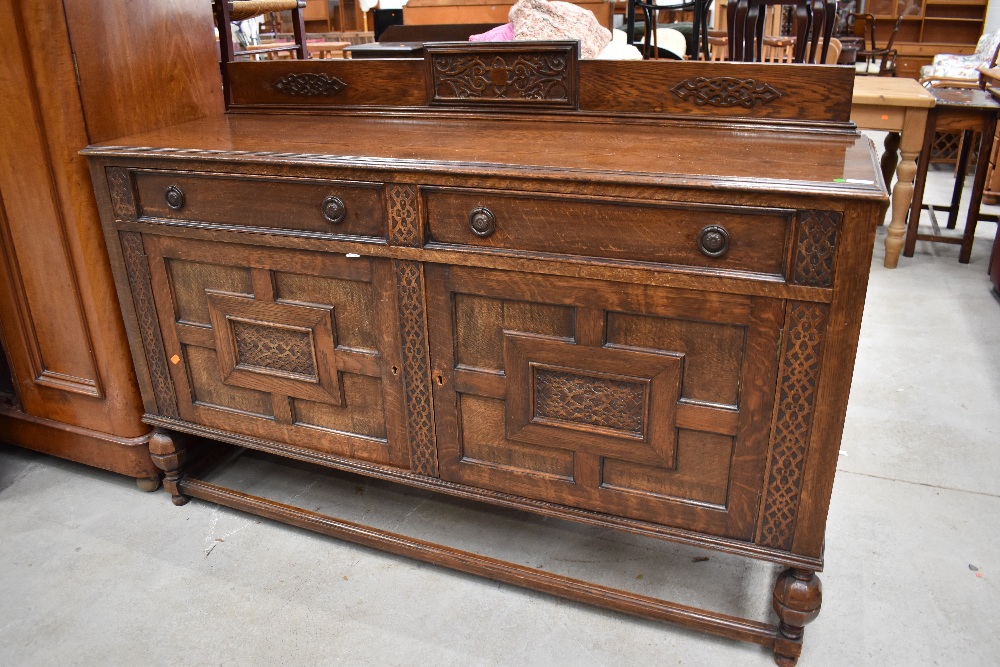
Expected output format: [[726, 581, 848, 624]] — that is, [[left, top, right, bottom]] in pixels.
[[505, 333, 680, 468], [206, 291, 342, 406], [425, 42, 578, 110], [533, 367, 645, 435], [232, 320, 316, 377]]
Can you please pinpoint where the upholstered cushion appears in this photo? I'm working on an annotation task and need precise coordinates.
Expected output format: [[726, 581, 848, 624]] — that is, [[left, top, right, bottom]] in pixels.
[[920, 63, 982, 80]]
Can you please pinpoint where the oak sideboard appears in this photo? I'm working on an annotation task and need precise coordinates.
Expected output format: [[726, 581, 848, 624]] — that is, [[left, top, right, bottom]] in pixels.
[[84, 46, 886, 665]]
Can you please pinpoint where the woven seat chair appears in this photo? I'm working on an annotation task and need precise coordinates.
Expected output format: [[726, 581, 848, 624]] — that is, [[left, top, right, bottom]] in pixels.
[[214, 0, 308, 64]]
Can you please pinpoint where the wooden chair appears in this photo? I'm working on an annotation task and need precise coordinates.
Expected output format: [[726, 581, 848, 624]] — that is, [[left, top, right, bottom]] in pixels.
[[852, 13, 902, 76], [705, 29, 728, 61], [625, 0, 712, 59], [727, 0, 832, 63], [214, 0, 308, 65]]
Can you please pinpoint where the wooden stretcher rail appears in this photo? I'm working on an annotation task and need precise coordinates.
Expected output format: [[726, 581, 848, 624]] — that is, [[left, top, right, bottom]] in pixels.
[[180, 476, 780, 648]]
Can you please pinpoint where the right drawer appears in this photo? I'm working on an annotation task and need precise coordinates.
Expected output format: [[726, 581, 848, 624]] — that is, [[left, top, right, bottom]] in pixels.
[[425, 189, 795, 276]]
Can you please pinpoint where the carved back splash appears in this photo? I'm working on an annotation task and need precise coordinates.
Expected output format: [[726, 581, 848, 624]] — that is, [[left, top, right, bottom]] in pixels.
[[225, 42, 856, 127]]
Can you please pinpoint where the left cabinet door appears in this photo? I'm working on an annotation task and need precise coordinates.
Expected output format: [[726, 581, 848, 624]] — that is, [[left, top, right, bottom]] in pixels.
[[134, 233, 412, 470]]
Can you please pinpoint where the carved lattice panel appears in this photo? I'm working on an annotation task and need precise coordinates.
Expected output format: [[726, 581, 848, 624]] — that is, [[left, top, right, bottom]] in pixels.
[[758, 301, 829, 551]]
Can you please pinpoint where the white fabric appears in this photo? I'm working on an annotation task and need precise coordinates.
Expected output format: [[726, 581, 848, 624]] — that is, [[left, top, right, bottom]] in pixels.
[[366, 0, 407, 9], [594, 40, 643, 59], [653, 27, 686, 59]]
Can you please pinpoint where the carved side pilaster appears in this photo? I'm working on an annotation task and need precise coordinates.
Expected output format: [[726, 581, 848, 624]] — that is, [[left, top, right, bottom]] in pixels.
[[387, 184, 420, 247], [120, 232, 178, 418], [393, 260, 437, 476], [792, 210, 841, 288], [758, 302, 828, 551], [106, 167, 137, 221]]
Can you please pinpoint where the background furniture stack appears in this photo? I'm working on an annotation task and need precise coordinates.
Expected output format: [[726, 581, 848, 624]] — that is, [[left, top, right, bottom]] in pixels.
[[0, 0, 223, 487], [864, 0, 987, 78]]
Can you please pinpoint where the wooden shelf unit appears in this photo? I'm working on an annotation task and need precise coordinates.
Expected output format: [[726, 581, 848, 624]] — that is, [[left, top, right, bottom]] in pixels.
[[864, 0, 987, 78]]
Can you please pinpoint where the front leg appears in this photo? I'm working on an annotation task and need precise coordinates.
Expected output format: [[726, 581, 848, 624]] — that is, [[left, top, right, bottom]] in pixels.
[[148, 428, 189, 506], [772, 568, 822, 667]]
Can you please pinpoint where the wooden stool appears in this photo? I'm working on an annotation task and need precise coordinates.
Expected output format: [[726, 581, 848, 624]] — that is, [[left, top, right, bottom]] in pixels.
[[905, 87, 1000, 263]]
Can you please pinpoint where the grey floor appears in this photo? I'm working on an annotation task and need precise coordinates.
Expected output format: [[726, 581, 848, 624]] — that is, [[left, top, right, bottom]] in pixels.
[[2, 134, 999, 666]]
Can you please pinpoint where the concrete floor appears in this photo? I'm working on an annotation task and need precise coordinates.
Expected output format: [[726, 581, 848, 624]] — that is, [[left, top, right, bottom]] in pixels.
[[2, 137, 999, 666]]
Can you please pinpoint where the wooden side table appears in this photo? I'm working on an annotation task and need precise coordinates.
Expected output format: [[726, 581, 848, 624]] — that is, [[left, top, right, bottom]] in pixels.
[[905, 87, 1000, 264], [850, 77, 936, 269]]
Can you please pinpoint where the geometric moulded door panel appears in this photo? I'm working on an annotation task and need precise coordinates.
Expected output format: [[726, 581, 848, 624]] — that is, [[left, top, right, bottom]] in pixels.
[[428, 264, 785, 539], [140, 234, 411, 470]]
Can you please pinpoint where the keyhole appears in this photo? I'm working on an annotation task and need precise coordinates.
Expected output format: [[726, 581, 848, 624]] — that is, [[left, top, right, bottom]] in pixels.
[[391, 366, 399, 376], [436, 375, 444, 385]]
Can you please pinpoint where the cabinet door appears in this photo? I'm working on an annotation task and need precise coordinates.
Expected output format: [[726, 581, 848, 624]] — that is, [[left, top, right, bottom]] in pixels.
[[427, 265, 783, 539], [140, 234, 411, 469]]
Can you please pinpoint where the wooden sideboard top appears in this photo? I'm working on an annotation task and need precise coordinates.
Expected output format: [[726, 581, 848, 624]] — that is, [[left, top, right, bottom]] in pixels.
[[86, 113, 885, 200]]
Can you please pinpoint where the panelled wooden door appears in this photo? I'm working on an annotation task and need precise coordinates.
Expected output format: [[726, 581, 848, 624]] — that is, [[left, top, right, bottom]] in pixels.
[[427, 265, 784, 538], [139, 234, 412, 469]]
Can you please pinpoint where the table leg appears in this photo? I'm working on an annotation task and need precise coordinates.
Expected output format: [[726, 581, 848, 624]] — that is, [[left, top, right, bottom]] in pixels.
[[904, 116, 937, 258], [960, 115, 998, 263], [881, 132, 900, 196], [885, 108, 930, 268], [947, 129, 974, 230]]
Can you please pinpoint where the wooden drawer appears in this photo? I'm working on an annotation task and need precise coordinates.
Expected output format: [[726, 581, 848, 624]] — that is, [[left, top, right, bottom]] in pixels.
[[425, 188, 794, 276], [132, 170, 386, 238]]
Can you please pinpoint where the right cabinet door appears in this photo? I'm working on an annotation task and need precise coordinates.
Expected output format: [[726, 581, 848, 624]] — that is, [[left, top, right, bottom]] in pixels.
[[427, 265, 784, 539]]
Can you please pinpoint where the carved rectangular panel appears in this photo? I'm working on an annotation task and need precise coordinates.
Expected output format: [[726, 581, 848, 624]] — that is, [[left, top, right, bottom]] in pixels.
[[425, 42, 579, 110], [427, 265, 784, 538], [141, 235, 411, 470], [505, 334, 681, 468], [206, 292, 342, 405]]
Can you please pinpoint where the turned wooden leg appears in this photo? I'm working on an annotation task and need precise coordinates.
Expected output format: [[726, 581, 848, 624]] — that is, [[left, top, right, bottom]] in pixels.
[[148, 428, 189, 505], [772, 568, 822, 667], [885, 106, 931, 268], [880, 131, 901, 198]]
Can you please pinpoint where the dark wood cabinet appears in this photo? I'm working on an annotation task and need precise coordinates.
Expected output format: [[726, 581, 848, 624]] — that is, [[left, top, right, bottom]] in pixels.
[[0, 0, 222, 483], [85, 48, 885, 664]]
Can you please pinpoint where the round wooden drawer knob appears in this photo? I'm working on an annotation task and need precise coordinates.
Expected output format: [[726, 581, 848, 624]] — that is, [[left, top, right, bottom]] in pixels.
[[322, 195, 347, 224], [164, 185, 185, 210], [469, 207, 496, 237], [698, 225, 730, 258]]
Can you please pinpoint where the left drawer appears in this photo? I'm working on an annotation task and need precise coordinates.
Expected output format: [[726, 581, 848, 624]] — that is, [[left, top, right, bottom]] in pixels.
[[130, 170, 387, 239]]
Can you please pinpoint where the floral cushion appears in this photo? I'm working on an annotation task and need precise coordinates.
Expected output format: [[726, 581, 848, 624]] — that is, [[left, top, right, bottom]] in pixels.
[[920, 63, 982, 80], [922, 28, 1000, 80]]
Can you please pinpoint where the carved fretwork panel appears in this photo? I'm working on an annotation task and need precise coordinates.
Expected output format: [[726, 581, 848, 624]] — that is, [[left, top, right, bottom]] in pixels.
[[425, 42, 578, 110], [394, 260, 438, 477], [791, 210, 841, 288], [106, 167, 137, 222], [427, 265, 784, 538], [387, 184, 421, 247], [140, 235, 411, 469], [758, 302, 829, 551], [120, 232, 177, 417]]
